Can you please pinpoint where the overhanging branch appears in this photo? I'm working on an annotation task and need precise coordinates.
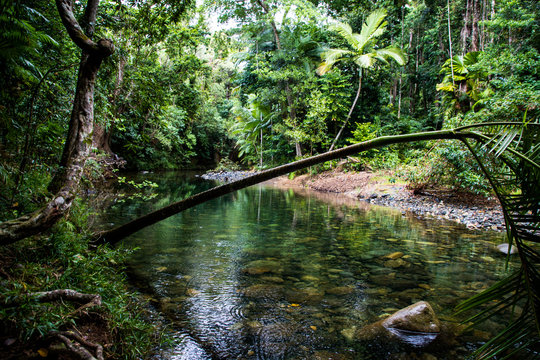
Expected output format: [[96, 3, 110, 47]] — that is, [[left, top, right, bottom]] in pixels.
[[95, 129, 479, 245]]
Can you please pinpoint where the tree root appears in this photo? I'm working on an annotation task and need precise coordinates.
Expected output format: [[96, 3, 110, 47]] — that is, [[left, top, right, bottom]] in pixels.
[[1, 289, 105, 358], [49, 330, 104, 360], [2, 289, 101, 308], [33, 289, 102, 306]]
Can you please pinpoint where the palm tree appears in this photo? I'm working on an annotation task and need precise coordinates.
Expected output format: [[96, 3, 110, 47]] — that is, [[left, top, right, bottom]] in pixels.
[[318, 8, 407, 151]]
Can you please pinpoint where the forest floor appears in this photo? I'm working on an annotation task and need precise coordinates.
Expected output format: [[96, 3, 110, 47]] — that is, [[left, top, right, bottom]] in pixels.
[[264, 170, 505, 232]]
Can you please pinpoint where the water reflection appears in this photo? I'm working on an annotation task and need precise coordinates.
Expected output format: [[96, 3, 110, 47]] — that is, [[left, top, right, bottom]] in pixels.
[[98, 173, 513, 359]]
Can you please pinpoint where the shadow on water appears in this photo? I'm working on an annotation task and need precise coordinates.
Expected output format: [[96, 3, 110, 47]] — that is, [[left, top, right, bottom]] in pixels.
[[93, 171, 515, 360]]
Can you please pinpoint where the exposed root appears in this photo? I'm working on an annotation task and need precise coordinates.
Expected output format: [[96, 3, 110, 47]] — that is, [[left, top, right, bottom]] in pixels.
[[2, 289, 101, 308], [33, 289, 102, 306], [49, 330, 104, 360]]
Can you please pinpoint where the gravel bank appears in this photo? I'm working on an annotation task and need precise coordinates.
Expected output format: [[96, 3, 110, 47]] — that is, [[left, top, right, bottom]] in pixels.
[[200, 170, 256, 183], [202, 170, 505, 232], [361, 190, 505, 232]]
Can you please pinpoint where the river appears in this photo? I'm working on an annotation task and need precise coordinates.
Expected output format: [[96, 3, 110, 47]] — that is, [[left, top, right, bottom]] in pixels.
[[95, 171, 515, 360]]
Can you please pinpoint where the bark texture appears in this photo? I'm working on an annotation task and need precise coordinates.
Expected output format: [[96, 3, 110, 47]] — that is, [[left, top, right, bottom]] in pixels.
[[0, 0, 114, 245]]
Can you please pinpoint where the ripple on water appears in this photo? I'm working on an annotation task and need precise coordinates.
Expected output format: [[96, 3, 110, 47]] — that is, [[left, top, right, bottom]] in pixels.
[[99, 177, 512, 360]]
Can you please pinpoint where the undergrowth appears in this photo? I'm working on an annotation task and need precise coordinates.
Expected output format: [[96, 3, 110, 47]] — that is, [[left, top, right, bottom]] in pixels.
[[0, 199, 160, 359]]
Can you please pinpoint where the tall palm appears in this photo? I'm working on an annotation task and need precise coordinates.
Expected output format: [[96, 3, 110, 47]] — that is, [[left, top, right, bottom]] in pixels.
[[318, 8, 407, 151]]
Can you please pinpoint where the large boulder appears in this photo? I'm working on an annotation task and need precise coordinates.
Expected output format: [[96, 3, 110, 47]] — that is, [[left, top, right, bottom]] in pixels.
[[382, 301, 440, 333], [353, 301, 446, 348]]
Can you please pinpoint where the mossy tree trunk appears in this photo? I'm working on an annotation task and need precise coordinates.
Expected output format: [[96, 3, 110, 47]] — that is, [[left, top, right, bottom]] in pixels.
[[0, 0, 114, 245]]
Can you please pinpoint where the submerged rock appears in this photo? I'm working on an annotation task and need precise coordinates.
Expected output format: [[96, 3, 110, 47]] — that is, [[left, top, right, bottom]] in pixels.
[[385, 252, 405, 260], [243, 259, 282, 275], [327, 286, 355, 296], [243, 284, 284, 300], [384, 258, 410, 268], [382, 301, 440, 333]]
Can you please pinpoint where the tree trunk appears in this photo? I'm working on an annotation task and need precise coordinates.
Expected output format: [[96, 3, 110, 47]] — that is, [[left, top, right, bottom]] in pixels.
[[329, 70, 362, 152], [471, 0, 480, 51], [255, 0, 300, 157], [460, 0, 472, 54], [94, 129, 480, 245], [0, 0, 114, 245], [92, 54, 126, 153], [447, 0, 456, 87]]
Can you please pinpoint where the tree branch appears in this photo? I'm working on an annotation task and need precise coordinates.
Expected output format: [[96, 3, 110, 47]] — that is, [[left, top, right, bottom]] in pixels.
[[55, 0, 113, 56]]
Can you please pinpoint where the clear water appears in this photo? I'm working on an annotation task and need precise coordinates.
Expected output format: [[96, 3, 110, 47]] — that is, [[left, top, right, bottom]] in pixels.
[[98, 172, 514, 360]]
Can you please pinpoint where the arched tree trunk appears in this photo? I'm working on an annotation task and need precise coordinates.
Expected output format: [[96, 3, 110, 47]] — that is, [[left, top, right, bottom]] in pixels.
[[95, 129, 480, 245], [0, 0, 114, 246]]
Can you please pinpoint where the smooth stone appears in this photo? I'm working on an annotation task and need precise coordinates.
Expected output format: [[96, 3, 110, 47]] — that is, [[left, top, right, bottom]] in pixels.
[[355, 301, 441, 348], [261, 276, 285, 283], [384, 258, 409, 268], [243, 284, 284, 299], [301, 275, 320, 282], [385, 251, 404, 260], [243, 259, 282, 275], [327, 286, 354, 295], [328, 268, 343, 274], [285, 288, 324, 304], [496, 243, 518, 255], [364, 287, 390, 296], [383, 301, 440, 332], [418, 284, 432, 290], [369, 273, 396, 285]]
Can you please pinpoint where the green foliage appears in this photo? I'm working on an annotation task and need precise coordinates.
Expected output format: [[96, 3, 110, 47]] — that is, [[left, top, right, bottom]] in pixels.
[[214, 158, 242, 172], [347, 122, 400, 170], [454, 122, 540, 359], [0, 200, 159, 358]]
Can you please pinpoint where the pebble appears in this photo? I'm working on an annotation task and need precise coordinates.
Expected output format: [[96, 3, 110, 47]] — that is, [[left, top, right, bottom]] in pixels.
[[201, 171, 256, 183], [362, 190, 505, 232]]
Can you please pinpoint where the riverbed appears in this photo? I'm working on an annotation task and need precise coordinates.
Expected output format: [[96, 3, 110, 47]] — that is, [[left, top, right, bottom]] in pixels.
[[95, 171, 515, 360]]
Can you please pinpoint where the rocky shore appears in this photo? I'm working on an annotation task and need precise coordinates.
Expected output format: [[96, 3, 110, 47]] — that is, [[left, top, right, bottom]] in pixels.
[[200, 170, 255, 183], [204, 170, 506, 232], [361, 189, 505, 232]]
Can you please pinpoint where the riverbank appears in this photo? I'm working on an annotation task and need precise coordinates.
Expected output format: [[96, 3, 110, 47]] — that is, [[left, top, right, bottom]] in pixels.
[[264, 170, 505, 232]]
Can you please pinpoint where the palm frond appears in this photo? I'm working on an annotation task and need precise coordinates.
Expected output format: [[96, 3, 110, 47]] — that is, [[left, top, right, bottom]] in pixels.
[[455, 121, 540, 359], [329, 22, 359, 50], [376, 46, 408, 66], [317, 48, 353, 74], [358, 8, 388, 50], [355, 53, 374, 68]]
